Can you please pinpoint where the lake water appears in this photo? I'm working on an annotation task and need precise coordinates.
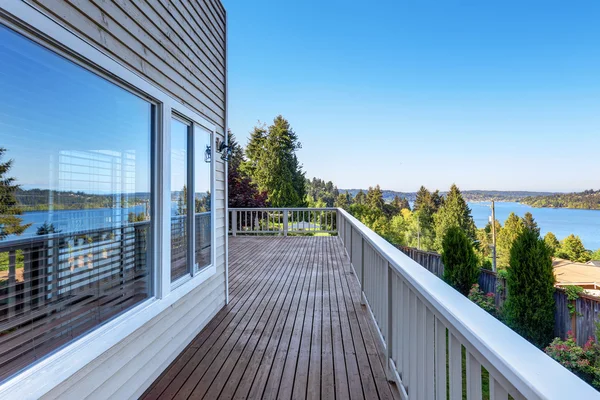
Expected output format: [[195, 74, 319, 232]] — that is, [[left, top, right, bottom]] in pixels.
[[12, 204, 148, 239], [469, 202, 600, 251], [8, 202, 600, 251]]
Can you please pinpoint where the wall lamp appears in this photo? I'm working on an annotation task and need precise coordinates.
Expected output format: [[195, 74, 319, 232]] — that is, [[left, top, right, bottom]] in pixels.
[[204, 137, 231, 163]]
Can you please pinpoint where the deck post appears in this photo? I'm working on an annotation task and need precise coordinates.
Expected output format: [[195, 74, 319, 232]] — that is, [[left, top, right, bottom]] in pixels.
[[232, 210, 237, 236], [283, 209, 288, 236], [387, 262, 394, 382], [361, 236, 366, 305]]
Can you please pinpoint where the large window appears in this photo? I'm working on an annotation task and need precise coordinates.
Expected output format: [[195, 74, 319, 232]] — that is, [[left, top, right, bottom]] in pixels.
[[194, 126, 212, 273], [170, 121, 213, 281], [170, 118, 190, 282], [0, 25, 153, 380]]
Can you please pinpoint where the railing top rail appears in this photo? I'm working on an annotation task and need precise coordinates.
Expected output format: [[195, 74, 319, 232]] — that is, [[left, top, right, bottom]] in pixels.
[[229, 207, 337, 212], [337, 208, 596, 398]]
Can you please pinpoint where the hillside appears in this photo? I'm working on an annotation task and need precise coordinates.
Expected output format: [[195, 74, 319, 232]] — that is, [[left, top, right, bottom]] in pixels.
[[341, 189, 554, 203], [521, 190, 600, 210]]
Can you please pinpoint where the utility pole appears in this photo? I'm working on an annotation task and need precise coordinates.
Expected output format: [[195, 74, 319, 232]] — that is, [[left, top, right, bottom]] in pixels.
[[491, 200, 497, 272]]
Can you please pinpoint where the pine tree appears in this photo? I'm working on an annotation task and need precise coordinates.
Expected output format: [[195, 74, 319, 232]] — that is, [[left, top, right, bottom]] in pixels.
[[433, 184, 476, 251], [504, 228, 555, 348], [227, 131, 267, 208], [496, 212, 525, 269], [366, 185, 384, 212], [523, 212, 540, 236], [244, 116, 306, 207], [355, 190, 366, 205], [0, 148, 30, 240]]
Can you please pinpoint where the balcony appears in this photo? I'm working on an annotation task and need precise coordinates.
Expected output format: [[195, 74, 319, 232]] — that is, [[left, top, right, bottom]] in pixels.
[[143, 208, 596, 399]]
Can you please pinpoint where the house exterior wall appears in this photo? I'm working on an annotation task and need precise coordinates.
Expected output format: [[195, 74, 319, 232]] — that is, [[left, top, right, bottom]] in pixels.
[[0, 1, 227, 398]]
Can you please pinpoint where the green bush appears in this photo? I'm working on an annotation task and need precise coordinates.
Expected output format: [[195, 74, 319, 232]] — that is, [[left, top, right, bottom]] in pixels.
[[504, 228, 555, 348], [441, 226, 479, 296]]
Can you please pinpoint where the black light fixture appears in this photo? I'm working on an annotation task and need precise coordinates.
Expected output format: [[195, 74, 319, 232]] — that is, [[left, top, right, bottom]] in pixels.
[[215, 137, 232, 162], [204, 144, 211, 163]]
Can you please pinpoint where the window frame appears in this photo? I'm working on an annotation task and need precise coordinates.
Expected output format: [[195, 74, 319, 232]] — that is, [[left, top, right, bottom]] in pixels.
[[0, 2, 219, 398]]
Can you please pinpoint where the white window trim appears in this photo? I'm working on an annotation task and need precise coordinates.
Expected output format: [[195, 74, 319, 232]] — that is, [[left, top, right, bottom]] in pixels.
[[0, 1, 221, 398]]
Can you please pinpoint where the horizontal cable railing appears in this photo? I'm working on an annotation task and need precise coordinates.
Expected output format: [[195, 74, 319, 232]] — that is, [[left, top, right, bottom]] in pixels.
[[335, 208, 596, 399], [228, 208, 337, 236]]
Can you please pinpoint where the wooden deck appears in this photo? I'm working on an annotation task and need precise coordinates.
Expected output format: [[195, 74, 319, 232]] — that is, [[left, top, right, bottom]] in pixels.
[[143, 236, 400, 400]]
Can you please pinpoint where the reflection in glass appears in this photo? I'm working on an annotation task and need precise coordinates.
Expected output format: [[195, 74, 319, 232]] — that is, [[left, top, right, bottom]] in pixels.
[[0, 25, 153, 380], [170, 118, 189, 281], [194, 127, 212, 272]]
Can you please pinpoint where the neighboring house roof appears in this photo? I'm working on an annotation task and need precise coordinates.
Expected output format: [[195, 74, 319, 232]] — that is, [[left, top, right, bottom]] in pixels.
[[586, 260, 600, 267], [553, 258, 600, 291]]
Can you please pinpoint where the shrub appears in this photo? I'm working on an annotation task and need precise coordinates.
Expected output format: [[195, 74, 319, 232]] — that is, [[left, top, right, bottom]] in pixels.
[[441, 226, 479, 296], [468, 284, 498, 317], [504, 228, 555, 348], [545, 332, 600, 390]]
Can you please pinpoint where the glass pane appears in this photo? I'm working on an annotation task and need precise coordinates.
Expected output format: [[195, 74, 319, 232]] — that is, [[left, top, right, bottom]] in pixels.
[[194, 127, 212, 272], [0, 25, 153, 381], [170, 119, 189, 281]]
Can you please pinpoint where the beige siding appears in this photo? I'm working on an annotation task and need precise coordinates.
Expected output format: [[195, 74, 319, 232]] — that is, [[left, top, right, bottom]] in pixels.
[[16, 0, 227, 398]]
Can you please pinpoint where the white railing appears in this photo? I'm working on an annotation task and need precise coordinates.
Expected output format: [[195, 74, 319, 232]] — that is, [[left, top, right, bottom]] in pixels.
[[228, 208, 337, 236], [336, 208, 596, 399]]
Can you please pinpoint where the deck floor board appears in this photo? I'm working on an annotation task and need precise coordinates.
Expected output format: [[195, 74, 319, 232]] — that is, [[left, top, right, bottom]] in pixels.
[[143, 236, 400, 400]]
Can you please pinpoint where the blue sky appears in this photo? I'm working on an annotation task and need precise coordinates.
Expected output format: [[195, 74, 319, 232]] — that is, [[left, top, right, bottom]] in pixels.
[[225, 0, 600, 192]]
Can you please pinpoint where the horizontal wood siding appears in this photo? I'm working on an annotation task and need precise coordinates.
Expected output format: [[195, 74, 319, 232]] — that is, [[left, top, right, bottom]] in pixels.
[[16, 0, 228, 398]]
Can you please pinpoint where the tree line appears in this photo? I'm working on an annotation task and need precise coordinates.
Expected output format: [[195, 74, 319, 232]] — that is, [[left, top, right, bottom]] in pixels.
[[521, 189, 600, 210]]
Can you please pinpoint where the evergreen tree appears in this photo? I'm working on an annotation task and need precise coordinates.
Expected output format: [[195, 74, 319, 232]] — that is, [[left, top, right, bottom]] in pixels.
[[228, 131, 268, 208], [558, 234, 591, 262], [433, 184, 476, 251], [504, 228, 555, 348], [366, 185, 384, 212], [413, 186, 433, 212], [354, 190, 366, 205], [496, 213, 525, 269], [523, 212, 540, 236], [246, 116, 306, 207], [431, 189, 444, 212], [242, 124, 267, 178], [334, 193, 349, 209], [441, 226, 479, 296], [544, 232, 560, 256], [591, 249, 600, 261], [0, 148, 30, 239]]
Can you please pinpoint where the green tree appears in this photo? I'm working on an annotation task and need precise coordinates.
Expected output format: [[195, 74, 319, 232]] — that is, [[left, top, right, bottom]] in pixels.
[[558, 234, 591, 262], [523, 212, 540, 236], [433, 184, 476, 251], [591, 249, 600, 261], [354, 190, 366, 205], [441, 226, 479, 296], [245, 116, 306, 207], [366, 185, 384, 212], [242, 124, 267, 178], [504, 228, 555, 348], [335, 191, 352, 210], [544, 232, 560, 256], [0, 148, 30, 240], [496, 213, 525, 269]]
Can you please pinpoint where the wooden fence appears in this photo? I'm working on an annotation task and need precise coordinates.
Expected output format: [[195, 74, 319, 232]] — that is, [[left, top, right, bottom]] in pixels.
[[400, 246, 600, 346]]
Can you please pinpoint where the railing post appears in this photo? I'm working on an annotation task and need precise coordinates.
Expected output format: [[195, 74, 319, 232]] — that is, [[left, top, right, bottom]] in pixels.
[[232, 210, 237, 236], [283, 209, 288, 237], [387, 262, 394, 382], [361, 237, 366, 305]]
